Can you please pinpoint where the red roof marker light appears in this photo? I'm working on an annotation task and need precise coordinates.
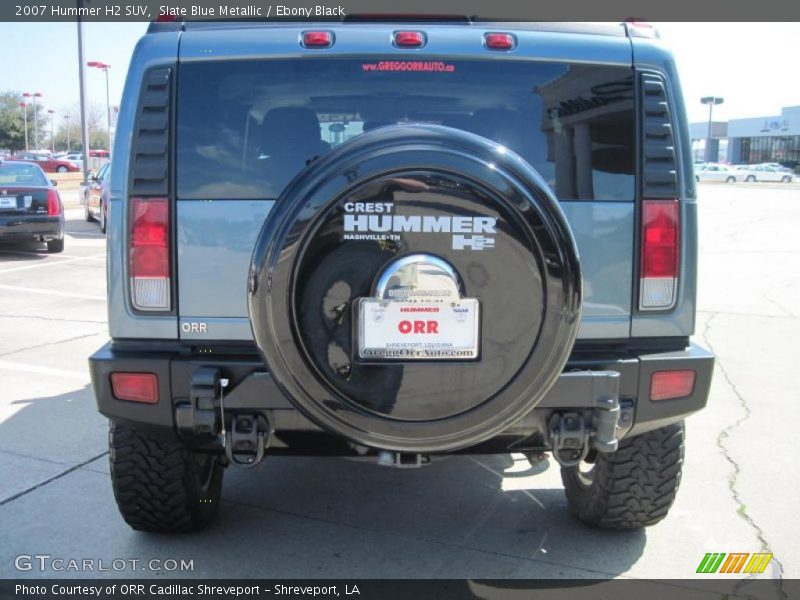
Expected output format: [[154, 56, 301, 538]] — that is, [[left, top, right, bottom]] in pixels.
[[485, 33, 516, 50], [394, 31, 425, 47], [302, 31, 333, 48]]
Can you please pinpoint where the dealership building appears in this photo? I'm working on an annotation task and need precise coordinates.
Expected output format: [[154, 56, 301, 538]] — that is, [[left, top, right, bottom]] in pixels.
[[690, 105, 800, 167]]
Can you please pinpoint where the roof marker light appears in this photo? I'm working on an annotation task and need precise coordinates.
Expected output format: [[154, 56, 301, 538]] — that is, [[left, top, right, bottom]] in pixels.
[[484, 33, 515, 50], [302, 31, 333, 48], [394, 31, 425, 47]]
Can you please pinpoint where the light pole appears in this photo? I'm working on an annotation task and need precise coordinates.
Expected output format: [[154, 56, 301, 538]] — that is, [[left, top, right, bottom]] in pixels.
[[18, 102, 29, 153], [88, 61, 112, 152], [48, 109, 55, 153], [23, 92, 42, 151], [700, 96, 724, 162], [64, 115, 71, 152]]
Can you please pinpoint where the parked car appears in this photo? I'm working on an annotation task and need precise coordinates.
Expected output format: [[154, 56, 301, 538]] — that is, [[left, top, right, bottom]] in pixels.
[[0, 160, 64, 252], [694, 163, 741, 183], [7, 153, 80, 173], [62, 153, 85, 170], [89, 149, 110, 158], [737, 164, 794, 182], [90, 20, 714, 533], [84, 161, 110, 233]]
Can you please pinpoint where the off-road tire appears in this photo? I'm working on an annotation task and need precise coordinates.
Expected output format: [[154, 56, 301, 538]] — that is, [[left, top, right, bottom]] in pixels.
[[109, 423, 223, 532], [46, 238, 64, 253], [560, 421, 684, 530]]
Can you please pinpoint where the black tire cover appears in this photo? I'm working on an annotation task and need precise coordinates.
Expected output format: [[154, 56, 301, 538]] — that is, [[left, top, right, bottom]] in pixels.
[[249, 125, 581, 452]]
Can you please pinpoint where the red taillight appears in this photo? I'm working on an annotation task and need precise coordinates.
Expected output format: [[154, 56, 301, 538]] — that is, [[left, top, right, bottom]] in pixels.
[[394, 31, 425, 47], [302, 31, 333, 48], [640, 199, 679, 309], [484, 33, 516, 50], [111, 372, 159, 404], [47, 188, 61, 216], [130, 197, 170, 310], [650, 370, 695, 401]]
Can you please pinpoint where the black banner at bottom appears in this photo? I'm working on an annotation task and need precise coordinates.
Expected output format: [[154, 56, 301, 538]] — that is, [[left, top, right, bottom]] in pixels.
[[1, 579, 797, 600]]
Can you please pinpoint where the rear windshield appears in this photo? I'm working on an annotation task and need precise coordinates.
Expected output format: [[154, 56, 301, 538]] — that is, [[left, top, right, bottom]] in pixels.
[[0, 162, 49, 186], [177, 58, 635, 201]]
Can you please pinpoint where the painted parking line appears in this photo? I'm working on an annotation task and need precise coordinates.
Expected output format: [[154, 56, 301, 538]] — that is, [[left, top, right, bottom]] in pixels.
[[0, 359, 90, 381], [0, 284, 104, 301], [0, 254, 106, 275]]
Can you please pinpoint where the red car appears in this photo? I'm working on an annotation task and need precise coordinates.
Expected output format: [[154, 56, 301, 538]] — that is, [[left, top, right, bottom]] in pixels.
[[7, 153, 80, 173]]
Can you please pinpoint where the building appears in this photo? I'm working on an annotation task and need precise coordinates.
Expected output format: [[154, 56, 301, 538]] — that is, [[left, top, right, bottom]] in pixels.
[[691, 105, 800, 167]]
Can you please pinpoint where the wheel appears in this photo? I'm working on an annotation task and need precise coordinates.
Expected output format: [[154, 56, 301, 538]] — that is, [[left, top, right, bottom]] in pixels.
[[57, 166, 68, 173], [560, 421, 684, 530], [782, 176, 792, 183], [726, 176, 735, 183], [109, 422, 224, 532], [85, 201, 95, 222], [746, 175, 756, 182], [99, 200, 107, 233], [46, 238, 64, 253]]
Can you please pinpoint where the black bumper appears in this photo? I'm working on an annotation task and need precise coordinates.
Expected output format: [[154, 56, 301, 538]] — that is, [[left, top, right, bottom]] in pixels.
[[0, 215, 63, 242], [89, 341, 714, 454]]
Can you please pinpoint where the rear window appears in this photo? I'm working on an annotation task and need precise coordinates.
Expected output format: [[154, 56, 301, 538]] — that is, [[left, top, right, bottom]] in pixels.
[[0, 162, 49, 186], [177, 58, 634, 201]]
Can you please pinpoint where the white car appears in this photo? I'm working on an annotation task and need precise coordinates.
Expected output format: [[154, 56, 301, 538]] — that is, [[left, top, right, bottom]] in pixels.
[[62, 153, 84, 170], [695, 163, 742, 183], [736, 164, 794, 183]]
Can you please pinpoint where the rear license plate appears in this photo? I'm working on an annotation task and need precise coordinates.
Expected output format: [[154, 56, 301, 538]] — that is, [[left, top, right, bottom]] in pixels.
[[357, 299, 480, 360], [0, 196, 17, 209]]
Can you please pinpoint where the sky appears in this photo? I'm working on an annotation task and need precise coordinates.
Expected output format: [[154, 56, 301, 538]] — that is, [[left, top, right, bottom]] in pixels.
[[0, 21, 797, 125]]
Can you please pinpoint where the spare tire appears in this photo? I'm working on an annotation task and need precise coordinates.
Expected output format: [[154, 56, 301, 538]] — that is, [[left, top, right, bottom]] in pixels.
[[249, 125, 581, 453]]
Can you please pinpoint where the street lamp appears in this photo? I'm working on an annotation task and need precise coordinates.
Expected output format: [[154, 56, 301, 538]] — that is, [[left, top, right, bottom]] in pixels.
[[64, 115, 71, 152], [87, 61, 112, 153], [47, 109, 55, 153], [700, 96, 724, 162], [18, 102, 29, 152], [22, 92, 42, 151]]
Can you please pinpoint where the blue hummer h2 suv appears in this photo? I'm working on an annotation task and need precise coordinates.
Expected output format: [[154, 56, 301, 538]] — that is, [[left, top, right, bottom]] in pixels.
[[89, 19, 714, 532]]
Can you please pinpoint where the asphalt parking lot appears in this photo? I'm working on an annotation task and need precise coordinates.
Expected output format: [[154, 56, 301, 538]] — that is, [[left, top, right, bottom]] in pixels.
[[0, 184, 798, 586]]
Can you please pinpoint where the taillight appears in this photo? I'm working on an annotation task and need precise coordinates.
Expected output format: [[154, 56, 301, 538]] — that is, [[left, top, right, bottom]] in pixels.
[[130, 197, 170, 310], [111, 372, 159, 404], [650, 370, 695, 401], [484, 33, 516, 50], [302, 31, 333, 48], [394, 31, 425, 47], [640, 199, 679, 310], [47, 188, 62, 216]]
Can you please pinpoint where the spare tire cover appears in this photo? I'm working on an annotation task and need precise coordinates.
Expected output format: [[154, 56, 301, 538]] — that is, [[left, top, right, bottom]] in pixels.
[[249, 125, 581, 452]]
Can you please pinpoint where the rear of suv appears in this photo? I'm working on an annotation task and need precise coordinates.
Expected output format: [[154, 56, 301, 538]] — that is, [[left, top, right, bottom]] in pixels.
[[90, 20, 714, 533]]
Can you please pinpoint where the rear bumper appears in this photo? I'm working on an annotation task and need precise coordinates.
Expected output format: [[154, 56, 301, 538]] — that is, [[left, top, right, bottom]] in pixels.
[[89, 341, 714, 454], [0, 215, 63, 242]]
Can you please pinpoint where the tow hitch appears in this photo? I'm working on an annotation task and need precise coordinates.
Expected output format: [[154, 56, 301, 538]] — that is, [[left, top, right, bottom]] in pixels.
[[176, 368, 270, 469], [548, 371, 634, 467]]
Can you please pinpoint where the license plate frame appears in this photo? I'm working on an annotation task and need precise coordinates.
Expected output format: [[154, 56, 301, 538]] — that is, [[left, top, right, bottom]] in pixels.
[[0, 196, 17, 210], [356, 298, 480, 361]]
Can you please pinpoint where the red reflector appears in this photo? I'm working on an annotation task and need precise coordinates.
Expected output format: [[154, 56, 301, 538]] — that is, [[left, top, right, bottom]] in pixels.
[[130, 197, 169, 278], [47, 188, 62, 216], [302, 31, 333, 47], [485, 33, 515, 50], [111, 372, 159, 404], [394, 31, 425, 47], [641, 200, 679, 278], [650, 370, 695, 401]]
